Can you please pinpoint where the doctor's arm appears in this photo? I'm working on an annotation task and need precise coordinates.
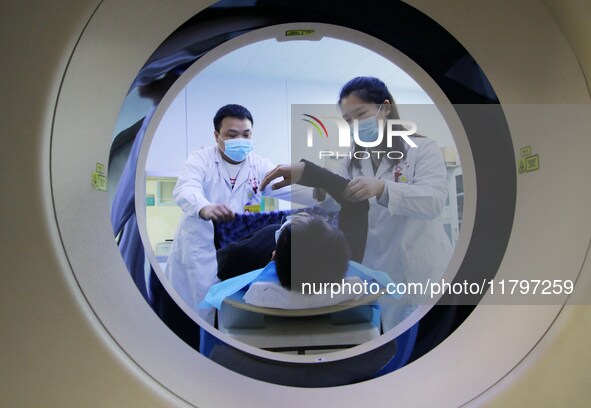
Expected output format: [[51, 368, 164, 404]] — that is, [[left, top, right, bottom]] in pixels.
[[379, 139, 448, 219], [258, 158, 316, 207], [261, 160, 351, 204], [173, 153, 234, 221], [261, 160, 369, 262], [313, 156, 351, 204]]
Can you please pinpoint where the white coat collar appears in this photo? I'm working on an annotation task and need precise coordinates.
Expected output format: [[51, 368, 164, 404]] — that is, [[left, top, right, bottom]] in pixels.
[[214, 145, 253, 191]]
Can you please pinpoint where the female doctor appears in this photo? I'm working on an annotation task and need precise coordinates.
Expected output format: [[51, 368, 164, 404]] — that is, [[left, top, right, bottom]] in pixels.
[[165, 104, 290, 325], [326, 77, 453, 331]]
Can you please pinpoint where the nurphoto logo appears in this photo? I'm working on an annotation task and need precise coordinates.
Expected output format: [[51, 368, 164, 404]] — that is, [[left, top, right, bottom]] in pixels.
[[302, 114, 418, 160]]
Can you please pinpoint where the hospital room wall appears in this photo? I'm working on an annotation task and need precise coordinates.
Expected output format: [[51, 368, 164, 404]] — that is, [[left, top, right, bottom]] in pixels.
[[145, 179, 183, 250], [145, 72, 439, 175], [145, 74, 345, 174]]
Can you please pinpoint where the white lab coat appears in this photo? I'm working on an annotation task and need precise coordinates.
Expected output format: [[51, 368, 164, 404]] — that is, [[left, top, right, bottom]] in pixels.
[[165, 146, 311, 324], [326, 137, 453, 330]]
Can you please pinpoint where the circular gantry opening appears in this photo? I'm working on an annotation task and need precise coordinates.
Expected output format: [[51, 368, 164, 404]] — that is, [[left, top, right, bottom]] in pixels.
[[107, 1, 512, 387]]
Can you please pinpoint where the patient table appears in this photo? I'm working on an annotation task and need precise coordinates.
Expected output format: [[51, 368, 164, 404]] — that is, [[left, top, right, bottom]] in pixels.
[[216, 290, 382, 354]]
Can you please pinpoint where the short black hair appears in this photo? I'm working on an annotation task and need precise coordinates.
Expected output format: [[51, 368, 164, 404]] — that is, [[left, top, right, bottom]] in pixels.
[[274, 215, 350, 292], [213, 104, 254, 132]]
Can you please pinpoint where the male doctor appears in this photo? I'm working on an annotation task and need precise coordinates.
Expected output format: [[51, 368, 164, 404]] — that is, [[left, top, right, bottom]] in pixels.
[[165, 104, 286, 324]]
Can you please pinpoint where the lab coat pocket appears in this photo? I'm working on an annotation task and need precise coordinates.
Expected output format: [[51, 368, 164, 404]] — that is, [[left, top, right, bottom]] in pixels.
[[402, 241, 450, 285], [180, 216, 214, 242], [179, 217, 215, 262]]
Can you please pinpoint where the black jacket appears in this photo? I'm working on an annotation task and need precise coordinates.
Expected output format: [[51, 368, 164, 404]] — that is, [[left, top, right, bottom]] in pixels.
[[216, 160, 369, 280]]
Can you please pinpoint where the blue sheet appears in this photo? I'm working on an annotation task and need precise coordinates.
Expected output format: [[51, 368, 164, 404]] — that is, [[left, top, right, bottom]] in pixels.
[[200, 260, 401, 310]]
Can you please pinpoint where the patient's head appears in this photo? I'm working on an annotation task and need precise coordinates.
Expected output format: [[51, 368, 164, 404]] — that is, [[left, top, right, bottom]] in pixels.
[[274, 214, 349, 292]]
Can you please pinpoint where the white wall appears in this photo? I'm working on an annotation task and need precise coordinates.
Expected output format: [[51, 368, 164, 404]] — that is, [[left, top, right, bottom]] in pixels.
[[146, 88, 188, 174], [144, 37, 456, 175], [145, 76, 452, 175]]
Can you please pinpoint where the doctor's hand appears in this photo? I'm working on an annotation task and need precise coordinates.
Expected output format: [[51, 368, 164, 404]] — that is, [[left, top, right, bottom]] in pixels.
[[260, 162, 305, 191], [199, 204, 235, 222], [343, 177, 385, 202]]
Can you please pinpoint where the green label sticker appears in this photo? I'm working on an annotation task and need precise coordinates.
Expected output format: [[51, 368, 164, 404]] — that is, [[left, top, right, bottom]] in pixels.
[[518, 159, 526, 174], [525, 154, 540, 172], [518, 146, 540, 174], [520, 146, 532, 157], [285, 29, 315, 37], [146, 195, 155, 206], [92, 172, 107, 191], [96, 162, 105, 174]]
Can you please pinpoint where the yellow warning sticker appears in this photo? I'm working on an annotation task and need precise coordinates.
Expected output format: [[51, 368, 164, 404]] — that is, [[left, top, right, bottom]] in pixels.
[[520, 146, 532, 157], [92, 172, 107, 191], [525, 154, 540, 172], [92, 162, 107, 191], [517, 147, 540, 175]]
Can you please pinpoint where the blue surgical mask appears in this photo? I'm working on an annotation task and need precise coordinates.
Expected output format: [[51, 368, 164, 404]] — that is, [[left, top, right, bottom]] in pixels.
[[353, 105, 384, 143], [222, 138, 253, 162]]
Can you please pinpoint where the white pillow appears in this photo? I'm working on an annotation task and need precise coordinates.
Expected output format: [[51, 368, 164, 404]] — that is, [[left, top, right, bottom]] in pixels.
[[243, 277, 365, 309]]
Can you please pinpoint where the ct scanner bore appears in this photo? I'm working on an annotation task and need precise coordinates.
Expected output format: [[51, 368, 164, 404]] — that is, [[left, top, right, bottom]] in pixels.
[[3, 0, 591, 406], [126, 23, 478, 382], [112, 0, 513, 374], [100, 0, 514, 386]]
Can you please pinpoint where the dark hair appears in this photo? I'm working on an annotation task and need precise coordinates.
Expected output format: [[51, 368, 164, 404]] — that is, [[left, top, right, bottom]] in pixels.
[[213, 104, 254, 132], [274, 215, 349, 292], [338, 76, 410, 169]]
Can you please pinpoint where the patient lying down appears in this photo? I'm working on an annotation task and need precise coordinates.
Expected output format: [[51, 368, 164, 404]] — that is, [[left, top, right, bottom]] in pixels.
[[273, 213, 349, 292], [201, 161, 393, 310], [243, 214, 373, 309], [203, 213, 378, 310]]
